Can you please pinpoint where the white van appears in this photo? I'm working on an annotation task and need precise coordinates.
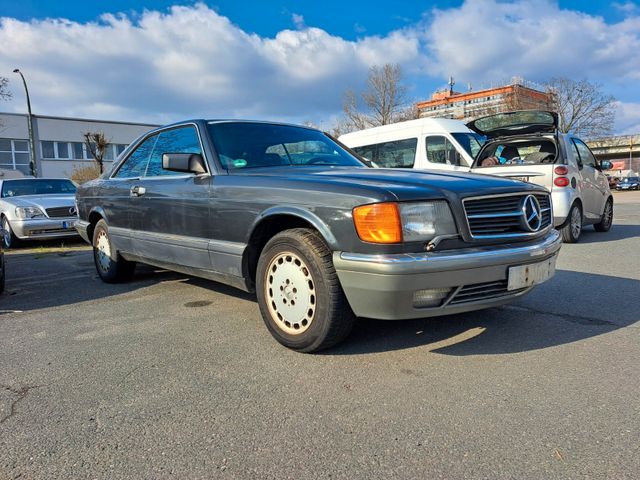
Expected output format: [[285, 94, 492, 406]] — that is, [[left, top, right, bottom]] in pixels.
[[338, 117, 483, 173]]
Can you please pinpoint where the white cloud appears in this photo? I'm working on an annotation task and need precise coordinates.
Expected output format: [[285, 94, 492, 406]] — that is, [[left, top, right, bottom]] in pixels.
[[0, 3, 419, 124], [616, 101, 640, 134], [0, 1, 638, 133], [424, 0, 640, 85]]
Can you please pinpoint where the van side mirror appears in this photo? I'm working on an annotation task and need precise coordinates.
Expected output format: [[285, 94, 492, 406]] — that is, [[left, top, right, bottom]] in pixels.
[[162, 153, 207, 174], [600, 160, 612, 170]]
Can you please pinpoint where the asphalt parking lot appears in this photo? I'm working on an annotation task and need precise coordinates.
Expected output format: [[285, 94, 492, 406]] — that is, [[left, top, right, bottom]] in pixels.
[[1, 192, 639, 479]]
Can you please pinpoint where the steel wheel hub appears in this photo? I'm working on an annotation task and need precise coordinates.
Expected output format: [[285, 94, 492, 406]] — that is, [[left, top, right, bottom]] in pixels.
[[95, 231, 112, 272], [265, 252, 316, 335]]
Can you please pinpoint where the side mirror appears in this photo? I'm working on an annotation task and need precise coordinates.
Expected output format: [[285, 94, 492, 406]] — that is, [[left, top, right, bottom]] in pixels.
[[162, 153, 207, 174], [600, 160, 612, 170]]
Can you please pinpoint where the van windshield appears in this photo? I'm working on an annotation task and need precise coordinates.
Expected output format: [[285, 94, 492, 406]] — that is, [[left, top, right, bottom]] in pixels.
[[451, 133, 485, 159]]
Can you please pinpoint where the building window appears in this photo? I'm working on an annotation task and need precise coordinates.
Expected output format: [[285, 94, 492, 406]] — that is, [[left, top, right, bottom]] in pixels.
[[41, 140, 55, 159], [116, 144, 127, 156], [72, 142, 84, 160], [56, 142, 70, 159], [0, 139, 31, 174]]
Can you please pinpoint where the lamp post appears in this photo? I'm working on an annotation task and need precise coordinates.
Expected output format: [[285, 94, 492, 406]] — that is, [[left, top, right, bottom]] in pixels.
[[13, 69, 37, 177]]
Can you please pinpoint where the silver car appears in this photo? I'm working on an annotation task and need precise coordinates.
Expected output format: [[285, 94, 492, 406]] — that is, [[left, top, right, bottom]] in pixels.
[[0, 178, 79, 248], [469, 111, 613, 243]]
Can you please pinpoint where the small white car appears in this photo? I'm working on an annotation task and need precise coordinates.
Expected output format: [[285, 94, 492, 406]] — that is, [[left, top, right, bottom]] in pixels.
[[467, 111, 613, 243], [0, 177, 79, 248]]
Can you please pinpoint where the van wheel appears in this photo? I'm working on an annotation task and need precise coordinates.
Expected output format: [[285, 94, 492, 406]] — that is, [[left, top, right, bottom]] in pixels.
[[594, 198, 613, 232], [560, 203, 582, 243], [92, 219, 136, 283], [256, 228, 355, 353]]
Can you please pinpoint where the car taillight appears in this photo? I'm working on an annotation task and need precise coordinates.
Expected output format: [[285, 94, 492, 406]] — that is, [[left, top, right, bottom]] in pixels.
[[554, 166, 568, 175], [554, 177, 570, 187], [353, 202, 402, 243]]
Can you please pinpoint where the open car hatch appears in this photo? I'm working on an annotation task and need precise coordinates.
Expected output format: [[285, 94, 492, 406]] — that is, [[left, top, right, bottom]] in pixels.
[[467, 111, 558, 138]]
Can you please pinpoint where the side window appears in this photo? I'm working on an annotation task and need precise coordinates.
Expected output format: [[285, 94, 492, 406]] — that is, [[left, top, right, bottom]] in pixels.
[[572, 139, 597, 168], [375, 139, 417, 168], [425, 136, 460, 165], [113, 134, 157, 178], [352, 145, 377, 162], [145, 126, 203, 177]]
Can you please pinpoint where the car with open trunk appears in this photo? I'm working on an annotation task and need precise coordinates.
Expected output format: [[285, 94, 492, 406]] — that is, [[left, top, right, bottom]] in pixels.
[[75, 120, 561, 352]]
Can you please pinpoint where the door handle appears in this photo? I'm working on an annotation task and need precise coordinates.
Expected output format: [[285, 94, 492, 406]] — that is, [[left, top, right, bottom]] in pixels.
[[130, 185, 146, 197]]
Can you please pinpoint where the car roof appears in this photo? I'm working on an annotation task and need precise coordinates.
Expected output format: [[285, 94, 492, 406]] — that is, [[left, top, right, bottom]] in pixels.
[[152, 119, 320, 133], [338, 117, 473, 144]]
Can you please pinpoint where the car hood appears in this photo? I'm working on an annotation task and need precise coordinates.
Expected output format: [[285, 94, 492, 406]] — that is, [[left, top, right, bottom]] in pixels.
[[467, 110, 558, 138], [240, 166, 545, 201], [4, 194, 76, 211]]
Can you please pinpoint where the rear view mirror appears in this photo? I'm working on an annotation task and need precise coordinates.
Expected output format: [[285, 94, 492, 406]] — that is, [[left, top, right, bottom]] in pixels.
[[162, 153, 207, 174]]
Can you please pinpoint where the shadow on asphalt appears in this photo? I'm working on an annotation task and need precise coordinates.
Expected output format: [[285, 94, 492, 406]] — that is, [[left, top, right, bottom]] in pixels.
[[324, 269, 640, 356], [0, 248, 255, 312], [2, 248, 638, 357], [577, 224, 640, 244]]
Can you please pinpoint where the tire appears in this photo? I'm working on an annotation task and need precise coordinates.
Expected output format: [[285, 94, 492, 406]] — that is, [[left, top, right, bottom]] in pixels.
[[92, 219, 136, 283], [1, 216, 19, 249], [594, 198, 613, 232], [560, 203, 583, 243], [256, 228, 355, 353]]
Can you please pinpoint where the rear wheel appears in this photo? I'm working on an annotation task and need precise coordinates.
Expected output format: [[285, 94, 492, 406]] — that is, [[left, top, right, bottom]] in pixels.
[[92, 219, 136, 283], [256, 228, 355, 352], [560, 203, 582, 243], [1, 216, 19, 249], [594, 198, 613, 232]]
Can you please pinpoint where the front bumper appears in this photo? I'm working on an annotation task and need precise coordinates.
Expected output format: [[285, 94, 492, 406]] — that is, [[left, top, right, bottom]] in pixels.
[[12, 217, 79, 240], [333, 229, 562, 320]]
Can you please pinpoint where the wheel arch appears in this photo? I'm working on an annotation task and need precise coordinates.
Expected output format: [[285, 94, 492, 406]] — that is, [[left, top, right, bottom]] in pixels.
[[242, 208, 337, 291], [87, 207, 108, 243]]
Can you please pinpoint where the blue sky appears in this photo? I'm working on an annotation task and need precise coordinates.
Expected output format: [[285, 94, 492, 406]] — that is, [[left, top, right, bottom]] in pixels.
[[0, 0, 639, 133]]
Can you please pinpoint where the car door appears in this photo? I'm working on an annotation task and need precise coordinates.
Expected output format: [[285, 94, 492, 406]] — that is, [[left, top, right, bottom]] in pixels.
[[424, 135, 469, 172], [129, 124, 213, 269], [571, 138, 609, 221], [105, 134, 157, 253]]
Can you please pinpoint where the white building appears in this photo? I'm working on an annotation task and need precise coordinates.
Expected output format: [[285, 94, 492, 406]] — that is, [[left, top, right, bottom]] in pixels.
[[0, 112, 158, 178]]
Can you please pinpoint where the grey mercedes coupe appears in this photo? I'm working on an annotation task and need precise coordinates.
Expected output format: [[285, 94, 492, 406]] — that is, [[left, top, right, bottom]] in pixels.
[[75, 120, 561, 352]]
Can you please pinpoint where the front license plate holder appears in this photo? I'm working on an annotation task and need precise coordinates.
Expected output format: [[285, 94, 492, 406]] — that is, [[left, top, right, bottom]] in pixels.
[[507, 257, 556, 291]]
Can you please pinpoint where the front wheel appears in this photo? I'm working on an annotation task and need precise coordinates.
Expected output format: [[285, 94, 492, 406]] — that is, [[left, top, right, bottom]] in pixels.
[[92, 219, 136, 283], [594, 198, 613, 232], [2, 216, 19, 249], [256, 228, 355, 353], [560, 203, 582, 243]]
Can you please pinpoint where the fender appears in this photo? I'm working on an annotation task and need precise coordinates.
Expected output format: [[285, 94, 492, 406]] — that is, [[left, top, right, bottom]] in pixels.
[[249, 205, 339, 250]]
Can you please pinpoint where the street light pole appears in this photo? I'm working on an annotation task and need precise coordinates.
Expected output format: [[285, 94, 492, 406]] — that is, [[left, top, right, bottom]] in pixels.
[[13, 69, 37, 177]]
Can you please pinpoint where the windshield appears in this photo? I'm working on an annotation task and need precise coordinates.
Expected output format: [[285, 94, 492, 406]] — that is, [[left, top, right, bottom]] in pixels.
[[208, 122, 365, 170], [1, 179, 77, 198], [624, 177, 639, 182], [451, 133, 485, 159]]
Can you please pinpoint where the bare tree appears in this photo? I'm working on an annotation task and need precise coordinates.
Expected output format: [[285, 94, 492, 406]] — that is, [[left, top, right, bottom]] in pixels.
[[545, 77, 616, 139], [0, 77, 10, 101], [84, 131, 109, 174], [342, 64, 416, 133]]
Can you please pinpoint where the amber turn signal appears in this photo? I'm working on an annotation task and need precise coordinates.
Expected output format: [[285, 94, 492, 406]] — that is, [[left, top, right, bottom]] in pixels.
[[353, 202, 402, 243]]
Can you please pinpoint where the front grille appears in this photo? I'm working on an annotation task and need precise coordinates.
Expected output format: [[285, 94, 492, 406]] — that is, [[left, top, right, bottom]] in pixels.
[[46, 206, 76, 218], [463, 193, 551, 238], [448, 280, 527, 306]]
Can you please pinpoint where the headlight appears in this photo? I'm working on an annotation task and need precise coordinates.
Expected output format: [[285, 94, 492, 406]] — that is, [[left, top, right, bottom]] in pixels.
[[15, 206, 46, 219], [398, 201, 457, 242], [353, 201, 457, 244]]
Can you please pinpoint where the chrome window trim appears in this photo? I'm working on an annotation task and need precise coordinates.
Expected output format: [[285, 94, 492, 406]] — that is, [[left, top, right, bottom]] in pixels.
[[109, 122, 210, 180]]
